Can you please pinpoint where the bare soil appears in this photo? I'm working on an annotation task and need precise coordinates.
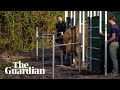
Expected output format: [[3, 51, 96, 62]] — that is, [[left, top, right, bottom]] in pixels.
[[0, 47, 120, 79]]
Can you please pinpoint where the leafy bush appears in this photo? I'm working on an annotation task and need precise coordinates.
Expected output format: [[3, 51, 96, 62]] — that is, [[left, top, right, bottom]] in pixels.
[[0, 11, 64, 52]]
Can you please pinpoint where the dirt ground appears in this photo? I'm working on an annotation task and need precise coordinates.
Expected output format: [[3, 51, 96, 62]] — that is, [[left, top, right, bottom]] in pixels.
[[0, 47, 120, 79]]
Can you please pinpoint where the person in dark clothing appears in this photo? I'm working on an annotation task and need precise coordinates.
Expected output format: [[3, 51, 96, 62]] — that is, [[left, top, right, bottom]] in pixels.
[[100, 16, 119, 76], [55, 15, 69, 65], [56, 15, 66, 37], [55, 15, 66, 44]]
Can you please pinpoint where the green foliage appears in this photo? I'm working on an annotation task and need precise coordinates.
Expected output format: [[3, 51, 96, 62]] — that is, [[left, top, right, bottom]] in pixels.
[[0, 11, 64, 52]]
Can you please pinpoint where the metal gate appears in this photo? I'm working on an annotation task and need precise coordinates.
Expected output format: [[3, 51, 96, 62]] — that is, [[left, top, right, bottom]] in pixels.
[[88, 12, 120, 73], [88, 16, 103, 73]]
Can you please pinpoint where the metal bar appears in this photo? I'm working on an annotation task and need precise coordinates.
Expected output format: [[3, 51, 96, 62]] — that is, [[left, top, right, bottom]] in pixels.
[[87, 11, 89, 17], [52, 35, 55, 79], [88, 47, 99, 49], [41, 34, 54, 36], [61, 50, 63, 65], [79, 11, 82, 33], [88, 37, 101, 39], [65, 11, 68, 29], [79, 11, 82, 72], [55, 42, 80, 47], [73, 11, 76, 62], [82, 11, 85, 68], [71, 11, 73, 19], [97, 11, 100, 16], [38, 37, 52, 39], [89, 11, 92, 71], [41, 34, 77, 37], [65, 11, 68, 22], [99, 11, 102, 33], [88, 26, 99, 29], [79, 36, 82, 73], [44, 42, 81, 49], [105, 11, 107, 76], [93, 11, 96, 16], [65, 52, 68, 61], [36, 27, 38, 60], [87, 57, 100, 61], [42, 35, 45, 79], [73, 11, 76, 26], [71, 11, 73, 27], [70, 52, 72, 65]]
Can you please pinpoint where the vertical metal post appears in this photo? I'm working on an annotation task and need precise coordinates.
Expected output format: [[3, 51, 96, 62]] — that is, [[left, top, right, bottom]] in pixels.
[[73, 11, 76, 26], [65, 11, 68, 29], [52, 34, 55, 79], [79, 11, 82, 72], [70, 52, 72, 65], [105, 11, 107, 76], [87, 11, 89, 17], [65, 52, 68, 60], [97, 11, 100, 16], [65, 11, 68, 60], [42, 35, 44, 79], [93, 11, 96, 16], [99, 11, 102, 33], [71, 11, 73, 27], [36, 27, 38, 60], [89, 11, 92, 72], [65, 11, 68, 22], [61, 50, 63, 65], [73, 11, 76, 64], [82, 11, 85, 68], [79, 11, 82, 33]]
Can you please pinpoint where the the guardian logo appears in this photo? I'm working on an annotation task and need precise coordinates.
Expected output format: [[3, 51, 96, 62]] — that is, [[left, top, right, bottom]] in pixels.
[[5, 61, 45, 74]]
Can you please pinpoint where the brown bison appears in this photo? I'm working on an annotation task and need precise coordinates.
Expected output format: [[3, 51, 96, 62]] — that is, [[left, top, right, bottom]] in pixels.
[[59, 23, 88, 69]]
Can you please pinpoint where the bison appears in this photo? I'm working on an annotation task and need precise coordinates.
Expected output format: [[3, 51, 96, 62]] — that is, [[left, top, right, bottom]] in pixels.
[[58, 23, 89, 69]]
